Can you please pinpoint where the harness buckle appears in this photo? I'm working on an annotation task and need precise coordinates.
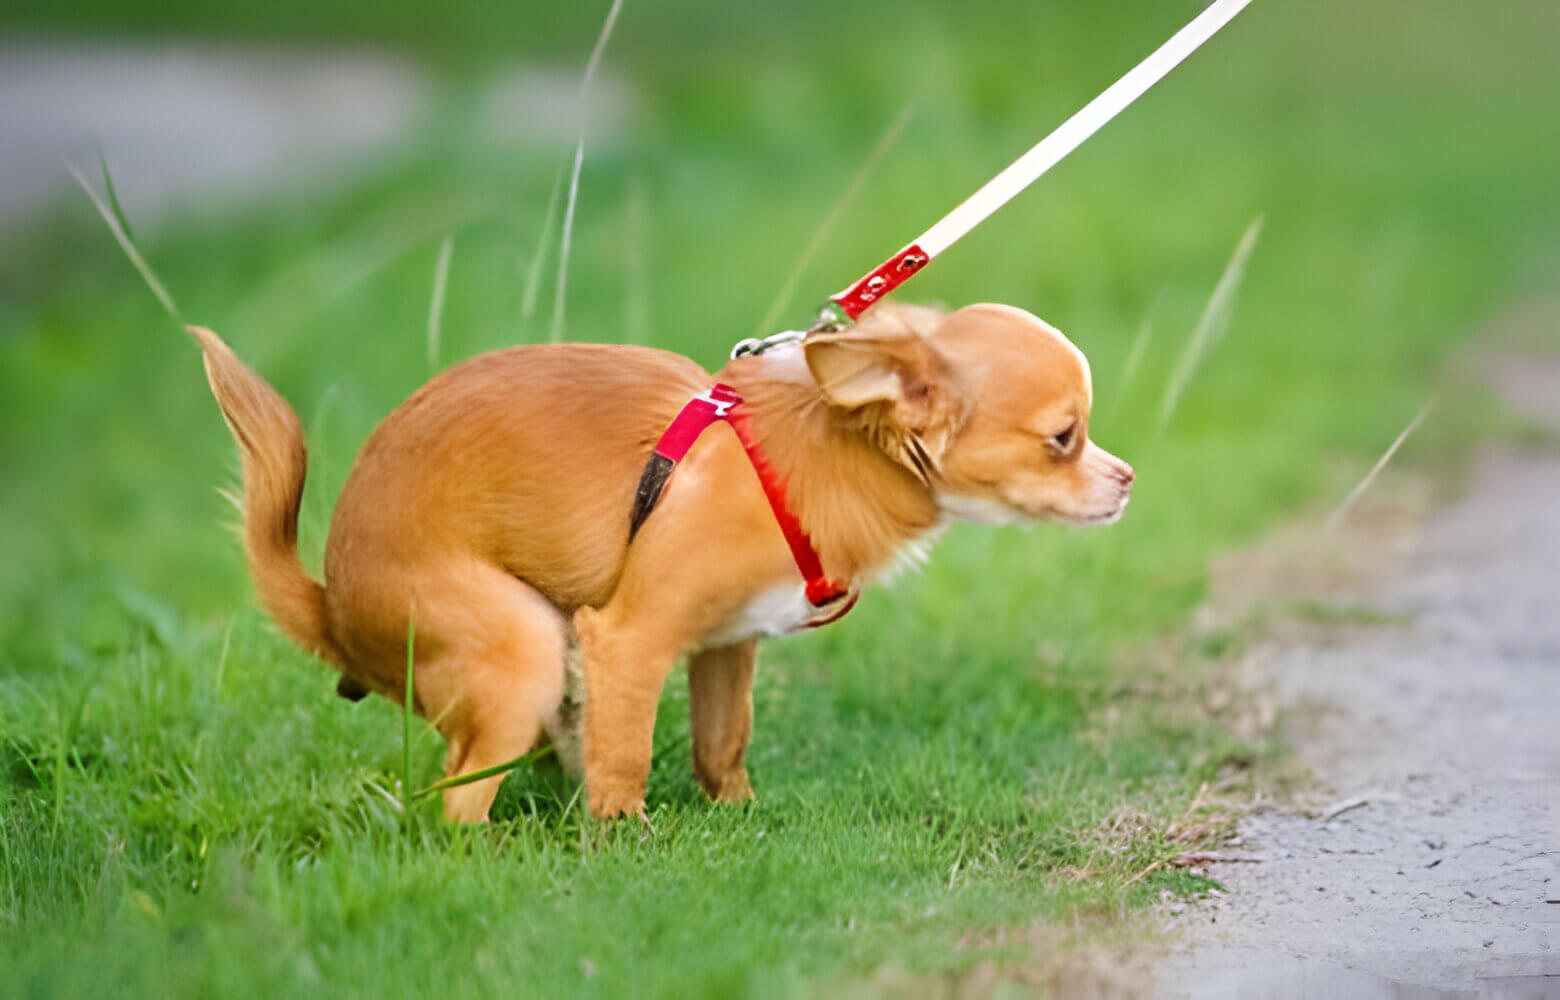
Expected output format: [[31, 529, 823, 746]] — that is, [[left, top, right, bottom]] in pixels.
[[692, 387, 738, 417]]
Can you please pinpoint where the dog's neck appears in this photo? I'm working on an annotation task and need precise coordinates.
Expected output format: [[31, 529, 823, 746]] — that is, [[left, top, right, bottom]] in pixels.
[[718, 347, 942, 582]]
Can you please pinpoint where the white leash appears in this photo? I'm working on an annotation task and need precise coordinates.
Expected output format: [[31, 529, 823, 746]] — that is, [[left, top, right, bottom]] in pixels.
[[824, 0, 1254, 324]]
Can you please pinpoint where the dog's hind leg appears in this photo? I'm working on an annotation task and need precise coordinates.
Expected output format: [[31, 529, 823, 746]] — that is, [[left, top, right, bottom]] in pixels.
[[400, 563, 569, 823]]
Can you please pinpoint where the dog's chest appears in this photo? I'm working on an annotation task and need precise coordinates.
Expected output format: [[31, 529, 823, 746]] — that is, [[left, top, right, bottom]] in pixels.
[[701, 583, 819, 648]]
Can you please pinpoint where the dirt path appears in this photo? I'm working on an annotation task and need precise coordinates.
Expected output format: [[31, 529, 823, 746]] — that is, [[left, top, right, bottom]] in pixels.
[[1154, 353, 1560, 998], [0, 41, 629, 231]]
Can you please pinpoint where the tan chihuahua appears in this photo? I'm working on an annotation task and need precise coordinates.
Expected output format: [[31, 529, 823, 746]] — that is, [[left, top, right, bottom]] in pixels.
[[194, 302, 1132, 822]]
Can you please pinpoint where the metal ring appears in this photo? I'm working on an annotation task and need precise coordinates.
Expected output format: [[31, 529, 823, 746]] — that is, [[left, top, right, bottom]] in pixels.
[[730, 330, 805, 360]]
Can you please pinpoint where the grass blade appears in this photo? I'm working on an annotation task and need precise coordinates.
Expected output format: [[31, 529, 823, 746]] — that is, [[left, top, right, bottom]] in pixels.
[[213, 616, 236, 697], [301, 383, 341, 562], [1158, 215, 1263, 430], [427, 235, 454, 373], [412, 746, 554, 801], [97, 149, 136, 246], [1324, 401, 1432, 533], [751, 101, 917, 339], [53, 655, 101, 829], [229, 192, 483, 349], [521, 166, 566, 331], [363, 776, 404, 815], [623, 174, 650, 345], [1104, 289, 1163, 428], [67, 159, 182, 326], [1118, 291, 1161, 397], [552, 0, 627, 343], [402, 607, 416, 822]]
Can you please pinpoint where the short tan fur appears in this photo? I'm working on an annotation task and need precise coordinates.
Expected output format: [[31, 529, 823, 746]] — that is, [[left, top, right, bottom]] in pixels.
[[194, 303, 1132, 821]]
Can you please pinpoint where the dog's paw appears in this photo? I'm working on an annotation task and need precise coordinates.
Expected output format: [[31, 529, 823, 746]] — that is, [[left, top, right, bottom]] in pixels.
[[587, 787, 648, 822], [699, 769, 754, 804]]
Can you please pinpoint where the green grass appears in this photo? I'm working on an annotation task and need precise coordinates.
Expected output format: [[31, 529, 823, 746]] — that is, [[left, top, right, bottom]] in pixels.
[[3, 0, 1558, 995]]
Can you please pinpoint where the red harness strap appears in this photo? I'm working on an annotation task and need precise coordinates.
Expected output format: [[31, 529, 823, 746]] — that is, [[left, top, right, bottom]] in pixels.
[[630, 384, 857, 627]]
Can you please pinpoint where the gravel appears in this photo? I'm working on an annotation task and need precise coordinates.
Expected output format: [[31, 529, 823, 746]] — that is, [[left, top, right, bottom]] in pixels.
[[1155, 354, 1560, 998]]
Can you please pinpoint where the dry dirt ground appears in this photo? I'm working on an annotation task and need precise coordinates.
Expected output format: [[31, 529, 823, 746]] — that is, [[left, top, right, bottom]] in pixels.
[[1153, 347, 1560, 999]]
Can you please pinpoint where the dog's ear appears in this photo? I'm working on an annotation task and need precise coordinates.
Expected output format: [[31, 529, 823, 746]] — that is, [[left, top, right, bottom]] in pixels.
[[803, 330, 942, 414], [803, 301, 950, 409], [804, 334, 902, 410], [804, 324, 966, 481]]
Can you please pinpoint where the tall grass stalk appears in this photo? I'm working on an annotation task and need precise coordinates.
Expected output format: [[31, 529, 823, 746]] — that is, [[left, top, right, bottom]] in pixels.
[[66, 160, 182, 326], [1158, 215, 1263, 429], [1105, 290, 1162, 427], [401, 608, 416, 822], [52, 664, 99, 829], [0, 805, 13, 913], [752, 102, 918, 339], [230, 193, 481, 349], [552, 0, 627, 343], [521, 166, 566, 331], [97, 150, 136, 246], [212, 616, 235, 697], [302, 383, 341, 560], [623, 175, 651, 345], [427, 236, 454, 373]]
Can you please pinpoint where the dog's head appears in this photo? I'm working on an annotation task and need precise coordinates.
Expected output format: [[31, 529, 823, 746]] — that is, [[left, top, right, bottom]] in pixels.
[[804, 302, 1133, 526]]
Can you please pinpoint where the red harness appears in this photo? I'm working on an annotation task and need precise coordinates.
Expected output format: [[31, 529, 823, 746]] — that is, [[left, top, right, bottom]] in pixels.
[[629, 384, 858, 629]]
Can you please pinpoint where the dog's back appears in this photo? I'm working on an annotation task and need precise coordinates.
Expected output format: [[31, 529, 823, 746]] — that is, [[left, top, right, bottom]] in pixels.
[[323, 342, 711, 663]]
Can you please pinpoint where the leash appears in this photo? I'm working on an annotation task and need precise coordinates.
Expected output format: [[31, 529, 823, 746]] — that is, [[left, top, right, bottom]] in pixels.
[[635, 2, 1256, 628], [732, 0, 1253, 358]]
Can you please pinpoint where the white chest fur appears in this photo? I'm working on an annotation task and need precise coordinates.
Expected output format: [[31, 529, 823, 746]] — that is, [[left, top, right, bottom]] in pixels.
[[700, 583, 819, 649]]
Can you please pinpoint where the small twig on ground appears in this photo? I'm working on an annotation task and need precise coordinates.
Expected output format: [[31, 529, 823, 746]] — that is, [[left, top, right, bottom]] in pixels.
[[1165, 781, 1211, 839], [1318, 792, 1397, 822], [1122, 860, 1163, 888], [1171, 851, 1265, 866]]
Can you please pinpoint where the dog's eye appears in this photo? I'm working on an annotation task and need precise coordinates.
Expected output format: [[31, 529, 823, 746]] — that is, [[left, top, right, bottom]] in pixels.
[[1049, 423, 1077, 452]]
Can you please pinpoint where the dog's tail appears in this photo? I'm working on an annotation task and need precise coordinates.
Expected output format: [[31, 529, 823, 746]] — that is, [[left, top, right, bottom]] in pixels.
[[190, 326, 345, 668]]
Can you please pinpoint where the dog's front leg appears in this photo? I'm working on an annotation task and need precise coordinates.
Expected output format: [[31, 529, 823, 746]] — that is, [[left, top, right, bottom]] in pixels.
[[688, 641, 757, 803], [574, 603, 684, 821]]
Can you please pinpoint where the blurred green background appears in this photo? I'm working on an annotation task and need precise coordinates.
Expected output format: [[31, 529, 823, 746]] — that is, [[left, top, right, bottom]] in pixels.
[[5, 0, 1555, 623], [2, 0, 1557, 995]]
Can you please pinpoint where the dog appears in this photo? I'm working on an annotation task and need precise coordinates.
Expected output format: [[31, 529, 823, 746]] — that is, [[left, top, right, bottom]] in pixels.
[[193, 301, 1133, 822]]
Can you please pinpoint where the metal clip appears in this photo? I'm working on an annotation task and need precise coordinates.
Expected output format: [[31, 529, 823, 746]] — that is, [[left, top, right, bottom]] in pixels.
[[729, 305, 853, 360], [730, 329, 805, 360], [808, 302, 850, 334]]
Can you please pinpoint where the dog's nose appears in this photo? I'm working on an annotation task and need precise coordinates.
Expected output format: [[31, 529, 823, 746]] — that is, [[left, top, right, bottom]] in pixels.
[[1114, 462, 1135, 486]]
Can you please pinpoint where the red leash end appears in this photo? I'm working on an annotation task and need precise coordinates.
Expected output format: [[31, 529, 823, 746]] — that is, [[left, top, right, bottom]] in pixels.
[[829, 243, 930, 320]]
